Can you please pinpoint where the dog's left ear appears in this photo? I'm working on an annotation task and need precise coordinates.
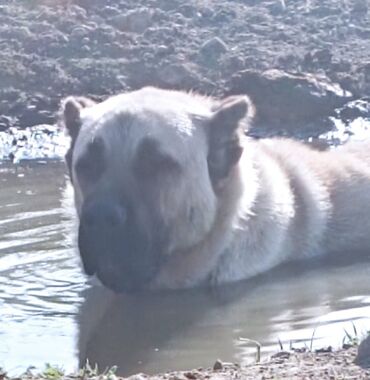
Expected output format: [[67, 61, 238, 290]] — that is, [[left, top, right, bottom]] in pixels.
[[207, 95, 254, 186]]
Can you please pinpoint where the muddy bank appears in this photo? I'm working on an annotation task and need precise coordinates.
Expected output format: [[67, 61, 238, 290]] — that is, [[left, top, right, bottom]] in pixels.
[[3, 346, 369, 380], [0, 0, 369, 133]]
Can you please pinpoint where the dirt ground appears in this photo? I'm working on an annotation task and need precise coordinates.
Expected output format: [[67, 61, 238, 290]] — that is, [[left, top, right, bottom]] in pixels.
[[124, 346, 369, 379], [0, 0, 369, 131], [3, 346, 370, 380]]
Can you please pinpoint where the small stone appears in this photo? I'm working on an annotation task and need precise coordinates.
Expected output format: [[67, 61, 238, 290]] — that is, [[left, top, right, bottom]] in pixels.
[[71, 26, 90, 38], [68, 4, 87, 19], [157, 63, 194, 86], [352, 0, 368, 13], [315, 346, 332, 353], [126, 374, 147, 380], [178, 5, 197, 18], [110, 8, 154, 34], [271, 351, 291, 359], [184, 372, 197, 379], [213, 359, 223, 371], [200, 37, 228, 60], [101, 6, 120, 17], [356, 335, 370, 367]]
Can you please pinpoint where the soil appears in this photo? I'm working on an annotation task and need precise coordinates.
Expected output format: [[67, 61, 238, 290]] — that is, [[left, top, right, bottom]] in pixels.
[[0, 0, 369, 132], [3, 346, 370, 380]]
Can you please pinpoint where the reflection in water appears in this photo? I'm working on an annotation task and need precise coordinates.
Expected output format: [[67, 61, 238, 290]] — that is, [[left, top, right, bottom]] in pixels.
[[0, 161, 370, 376], [78, 261, 370, 376]]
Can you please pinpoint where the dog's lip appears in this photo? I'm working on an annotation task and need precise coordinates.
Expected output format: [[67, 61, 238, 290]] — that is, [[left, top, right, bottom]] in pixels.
[[97, 272, 147, 293], [94, 263, 154, 293]]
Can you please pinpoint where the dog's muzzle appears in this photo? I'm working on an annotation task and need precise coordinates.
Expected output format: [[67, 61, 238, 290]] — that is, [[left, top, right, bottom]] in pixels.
[[78, 197, 162, 293]]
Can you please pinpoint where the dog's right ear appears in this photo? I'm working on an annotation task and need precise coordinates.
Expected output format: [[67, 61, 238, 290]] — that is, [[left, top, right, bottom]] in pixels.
[[60, 96, 96, 141], [60, 96, 95, 179], [207, 95, 254, 189]]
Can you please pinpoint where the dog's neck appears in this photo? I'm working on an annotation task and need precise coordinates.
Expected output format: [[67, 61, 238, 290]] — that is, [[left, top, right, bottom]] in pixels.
[[211, 141, 297, 284], [150, 145, 259, 290]]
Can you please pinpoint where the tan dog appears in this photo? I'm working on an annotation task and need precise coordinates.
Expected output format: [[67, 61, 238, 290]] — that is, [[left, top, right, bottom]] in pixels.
[[61, 87, 370, 292]]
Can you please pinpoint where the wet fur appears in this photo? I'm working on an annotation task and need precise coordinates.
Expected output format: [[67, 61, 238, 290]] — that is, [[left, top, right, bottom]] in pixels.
[[61, 87, 370, 291]]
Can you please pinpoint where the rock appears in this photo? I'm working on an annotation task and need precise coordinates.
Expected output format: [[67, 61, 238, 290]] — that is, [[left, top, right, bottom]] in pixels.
[[303, 49, 333, 70], [213, 359, 223, 370], [221, 55, 245, 73], [212, 9, 236, 24], [271, 351, 291, 359], [109, 8, 154, 34], [157, 63, 195, 87], [227, 69, 353, 133], [178, 4, 197, 18], [0, 123, 7, 131], [351, 0, 368, 14], [356, 335, 370, 367], [315, 346, 332, 353], [100, 6, 120, 18], [183, 371, 197, 379], [339, 98, 370, 122], [126, 373, 148, 380], [200, 37, 228, 62], [71, 25, 91, 38], [0, 116, 14, 131], [67, 4, 87, 20]]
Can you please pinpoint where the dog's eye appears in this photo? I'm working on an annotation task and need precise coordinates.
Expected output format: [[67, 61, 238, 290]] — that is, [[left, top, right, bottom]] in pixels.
[[75, 156, 104, 183], [134, 151, 179, 178], [133, 138, 180, 179], [75, 138, 105, 183]]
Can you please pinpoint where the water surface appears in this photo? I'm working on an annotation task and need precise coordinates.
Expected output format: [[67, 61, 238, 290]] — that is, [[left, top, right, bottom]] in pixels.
[[0, 160, 370, 377]]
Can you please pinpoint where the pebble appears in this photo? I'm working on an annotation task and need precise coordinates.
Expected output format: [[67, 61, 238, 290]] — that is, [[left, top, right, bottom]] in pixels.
[[213, 359, 223, 370], [126, 374, 147, 380], [356, 335, 370, 367], [351, 0, 368, 13], [110, 8, 154, 34], [200, 37, 228, 60], [157, 63, 193, 86]]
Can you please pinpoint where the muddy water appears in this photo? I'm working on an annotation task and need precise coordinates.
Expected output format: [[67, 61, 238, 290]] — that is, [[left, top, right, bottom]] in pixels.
[[1, 160, 370, 377]]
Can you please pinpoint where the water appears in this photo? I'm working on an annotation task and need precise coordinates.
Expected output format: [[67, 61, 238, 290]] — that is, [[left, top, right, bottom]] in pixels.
[[0, 161, 84, 374], [0, 160, 370, 376]]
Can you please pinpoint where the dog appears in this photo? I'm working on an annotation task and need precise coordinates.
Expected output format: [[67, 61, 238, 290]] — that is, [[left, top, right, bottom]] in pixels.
[[60, 87, 370, 293]]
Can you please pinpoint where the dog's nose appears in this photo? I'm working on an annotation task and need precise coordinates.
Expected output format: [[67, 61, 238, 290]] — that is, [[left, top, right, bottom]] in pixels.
[[81, 199, 127, 229]]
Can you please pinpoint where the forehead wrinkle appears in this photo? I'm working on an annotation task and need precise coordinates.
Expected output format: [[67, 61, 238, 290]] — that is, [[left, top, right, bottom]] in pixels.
[[82, 109, 134, 146], [139, 108, 195, 140]]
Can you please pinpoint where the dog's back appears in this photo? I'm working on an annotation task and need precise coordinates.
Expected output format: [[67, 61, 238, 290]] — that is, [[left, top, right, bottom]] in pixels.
[[256, 139, 370, 257], [213, 138, 370, 285]]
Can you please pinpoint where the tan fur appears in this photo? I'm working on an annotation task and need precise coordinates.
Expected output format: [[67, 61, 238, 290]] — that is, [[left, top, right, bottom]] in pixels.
[[62, 87, 370, 291]]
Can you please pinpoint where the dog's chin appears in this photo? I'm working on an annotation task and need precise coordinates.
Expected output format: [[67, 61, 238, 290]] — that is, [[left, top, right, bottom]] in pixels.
[[81, 259, 159, 294], [78, 235, 167, 293], [95, 267, 156, 293], [97, 274, 144, 294]]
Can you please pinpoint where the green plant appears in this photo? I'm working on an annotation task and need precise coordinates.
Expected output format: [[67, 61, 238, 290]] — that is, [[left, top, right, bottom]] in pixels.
[[42, 364, 64, 380]]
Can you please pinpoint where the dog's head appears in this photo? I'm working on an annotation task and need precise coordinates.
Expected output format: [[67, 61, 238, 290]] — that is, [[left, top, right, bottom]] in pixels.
[[61, 87, 253, 292]]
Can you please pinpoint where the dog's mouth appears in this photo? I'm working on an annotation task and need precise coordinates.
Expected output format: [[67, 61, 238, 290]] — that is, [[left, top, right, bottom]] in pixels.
[[94, 263, 152, 293], [79, 246, 162, 293], [78, 229, 164, 293], [77, 198, 168, 293]]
